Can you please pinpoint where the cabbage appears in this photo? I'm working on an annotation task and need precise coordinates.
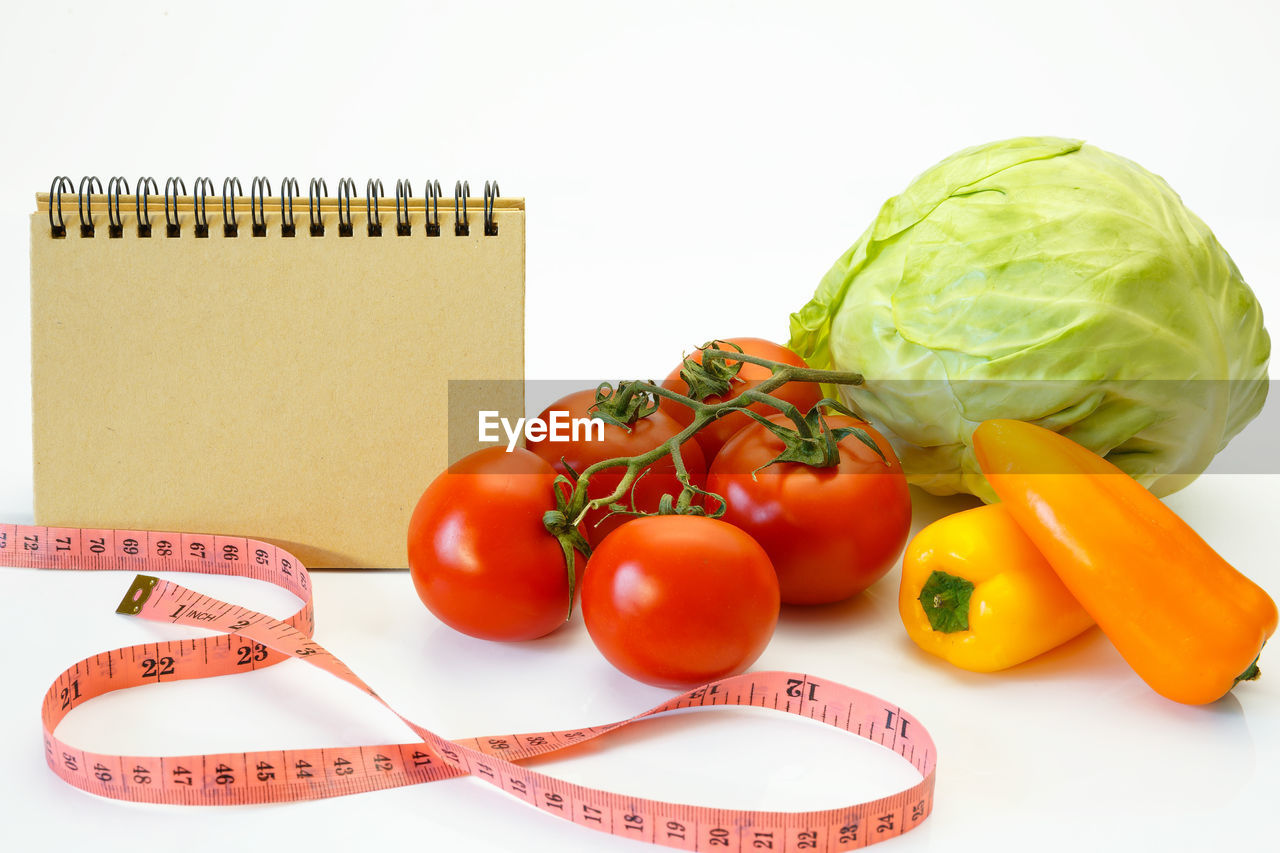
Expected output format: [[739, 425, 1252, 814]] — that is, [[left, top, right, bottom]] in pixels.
[[789, 137, 1270, 501]]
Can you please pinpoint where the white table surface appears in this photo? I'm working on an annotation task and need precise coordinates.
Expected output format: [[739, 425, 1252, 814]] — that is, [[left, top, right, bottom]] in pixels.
[[1, 477, 1275, 852]]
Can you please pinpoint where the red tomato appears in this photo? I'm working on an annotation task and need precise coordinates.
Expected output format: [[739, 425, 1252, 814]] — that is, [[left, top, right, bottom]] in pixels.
[[526, 388, 707, 547], [659, 337, 823, 462], [407, 446, 578, 641], [581, 515, 780, 688], [706, 414, 911, 605]]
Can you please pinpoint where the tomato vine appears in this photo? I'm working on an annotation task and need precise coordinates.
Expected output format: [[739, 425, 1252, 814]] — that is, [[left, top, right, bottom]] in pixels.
[[540, 342, 879, 605]]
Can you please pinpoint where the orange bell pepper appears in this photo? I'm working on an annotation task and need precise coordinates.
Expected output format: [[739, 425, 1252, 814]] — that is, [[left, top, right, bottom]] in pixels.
[[973, 418, 1278, 705], [899, 503, 1094, 672]]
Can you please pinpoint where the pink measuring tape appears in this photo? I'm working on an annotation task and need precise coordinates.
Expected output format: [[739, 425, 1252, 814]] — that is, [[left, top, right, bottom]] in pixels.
[[1, 522, 936, 850]]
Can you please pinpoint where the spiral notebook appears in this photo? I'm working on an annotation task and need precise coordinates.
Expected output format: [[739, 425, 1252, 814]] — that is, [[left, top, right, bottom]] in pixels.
[[30, 177, 525, 568]]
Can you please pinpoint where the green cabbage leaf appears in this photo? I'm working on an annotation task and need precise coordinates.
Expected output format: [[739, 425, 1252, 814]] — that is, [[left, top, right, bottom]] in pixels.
[[789, 137, 1270, 501]]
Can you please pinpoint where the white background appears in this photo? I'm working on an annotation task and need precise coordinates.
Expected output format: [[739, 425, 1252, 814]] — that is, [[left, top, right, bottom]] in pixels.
[[1, 2, 1278, 851]]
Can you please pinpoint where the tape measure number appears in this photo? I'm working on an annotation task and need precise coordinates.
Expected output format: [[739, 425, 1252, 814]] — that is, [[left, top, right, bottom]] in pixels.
[[2, 522, 936, 850]]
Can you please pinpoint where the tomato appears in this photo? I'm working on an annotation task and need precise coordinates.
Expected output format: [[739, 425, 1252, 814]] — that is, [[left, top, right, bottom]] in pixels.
[[581, 515, 780, 688], [706, 414, 911, 605], [526, 388, 707, 547], [407, 446, 578, 641], [659, 337, 823, 462]]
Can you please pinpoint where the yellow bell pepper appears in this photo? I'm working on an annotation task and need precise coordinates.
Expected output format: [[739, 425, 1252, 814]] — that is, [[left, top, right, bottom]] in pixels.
[[899, 503, 1094, 672]]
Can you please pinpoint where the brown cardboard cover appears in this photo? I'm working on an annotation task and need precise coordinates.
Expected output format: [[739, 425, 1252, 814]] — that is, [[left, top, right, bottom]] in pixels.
[[30, 195, 525, 568]]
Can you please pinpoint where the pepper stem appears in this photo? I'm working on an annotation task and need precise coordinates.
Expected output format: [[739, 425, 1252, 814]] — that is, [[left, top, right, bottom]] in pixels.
[[1235, 654, 1262, 686], [918, 571, 975, 633]]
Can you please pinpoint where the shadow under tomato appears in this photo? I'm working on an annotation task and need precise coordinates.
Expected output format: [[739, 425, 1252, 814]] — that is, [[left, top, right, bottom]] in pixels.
[[412, 609, 589, 666], [777, 587, 884, 630]]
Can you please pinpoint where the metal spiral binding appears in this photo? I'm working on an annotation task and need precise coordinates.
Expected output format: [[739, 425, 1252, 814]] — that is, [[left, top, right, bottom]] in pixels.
[[366, 179, 384, 236], [47, 176, 506, 239], [78, 176, 102, 238], [193, 178, 214, 238], [425, 179, 442, 237], [164, 178, 186, 238], [395, 179, 413, 236], [223, 178, 243, 237], [309, 178, 328, 237], [107, 177, 129, 238], [337, 178, 356, 237], [48, 176, 72, 238], [281, 178, 300, 237], [250, 177, 271, 237], [135, 177, 158, 238], [484, 181, 500, 236], [455, 180, 470, 236]]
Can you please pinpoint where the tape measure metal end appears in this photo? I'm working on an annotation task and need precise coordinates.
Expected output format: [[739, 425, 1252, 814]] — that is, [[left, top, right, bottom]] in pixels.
[[115, 575, 159, 615]]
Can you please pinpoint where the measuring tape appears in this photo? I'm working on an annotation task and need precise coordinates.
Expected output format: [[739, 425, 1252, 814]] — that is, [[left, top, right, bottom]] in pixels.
[[1, 522, 936, 850]]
